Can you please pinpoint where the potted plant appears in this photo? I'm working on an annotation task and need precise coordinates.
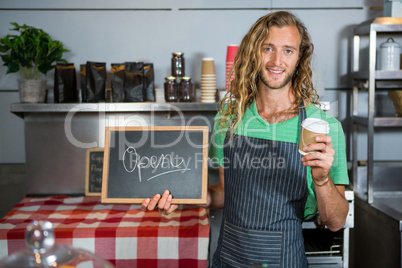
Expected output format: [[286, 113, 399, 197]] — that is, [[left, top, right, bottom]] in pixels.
[[0, 22, 69, 103]]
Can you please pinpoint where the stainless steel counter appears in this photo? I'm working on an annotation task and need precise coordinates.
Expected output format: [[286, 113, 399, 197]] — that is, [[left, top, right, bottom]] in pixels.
[[10, 102, 219, 118], [352, 194, 402, 268], [373, 194, 402, 222], [350, 164, 402, 267]]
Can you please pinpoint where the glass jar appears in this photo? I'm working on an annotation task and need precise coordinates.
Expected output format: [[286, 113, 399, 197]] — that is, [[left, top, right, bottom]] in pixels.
[[171, 52, 185, 77], [179, 77, 194, 102], [164, 76, 178, 102], [379, 37, 401, 70]]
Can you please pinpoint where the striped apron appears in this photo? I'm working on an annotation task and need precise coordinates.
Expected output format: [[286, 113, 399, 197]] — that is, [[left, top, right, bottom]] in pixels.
[[212, 104, 308, 268]]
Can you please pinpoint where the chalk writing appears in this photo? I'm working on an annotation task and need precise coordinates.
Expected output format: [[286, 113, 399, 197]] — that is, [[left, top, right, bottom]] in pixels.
[[86, 150, 104, 195], [91, 153, 103, 164], [122, 146, 191, 182]]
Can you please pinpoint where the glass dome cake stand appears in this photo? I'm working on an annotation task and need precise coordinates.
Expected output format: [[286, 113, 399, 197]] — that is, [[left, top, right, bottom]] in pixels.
[[0, 220, 114, 268]]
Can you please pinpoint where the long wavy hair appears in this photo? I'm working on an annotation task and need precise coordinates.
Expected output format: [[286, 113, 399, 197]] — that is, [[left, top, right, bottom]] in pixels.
[[219, 11, 319, 131]]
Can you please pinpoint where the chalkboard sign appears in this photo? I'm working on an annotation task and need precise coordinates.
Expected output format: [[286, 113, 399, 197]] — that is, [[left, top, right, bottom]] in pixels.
[[85, 148, 104, 196], [101, 126, 209, 204]]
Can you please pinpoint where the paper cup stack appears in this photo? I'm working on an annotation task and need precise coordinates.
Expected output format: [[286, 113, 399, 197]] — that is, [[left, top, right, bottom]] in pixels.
[[201, 58, 216, 103], [225, 45, 239, 91]]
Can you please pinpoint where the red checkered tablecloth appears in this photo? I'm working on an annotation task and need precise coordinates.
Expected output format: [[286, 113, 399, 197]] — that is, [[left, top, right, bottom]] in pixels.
[[0, 195, 210, 267]]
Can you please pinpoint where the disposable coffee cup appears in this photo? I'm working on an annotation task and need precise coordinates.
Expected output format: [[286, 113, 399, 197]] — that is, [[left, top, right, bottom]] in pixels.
[[201, 83, 216, 86], [226, 45, 239, 63], [219, 90, 227, 100], [201, 58, 216, 75], [299, 118, 330, 155]]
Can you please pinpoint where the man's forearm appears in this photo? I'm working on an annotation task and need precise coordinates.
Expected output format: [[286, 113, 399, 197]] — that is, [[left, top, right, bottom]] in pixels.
[[315, 182, 349, 232], [205, 184, 225, 209]]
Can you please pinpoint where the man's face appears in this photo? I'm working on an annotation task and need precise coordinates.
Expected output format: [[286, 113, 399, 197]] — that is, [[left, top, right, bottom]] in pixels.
[[259, 25, 301, 90]]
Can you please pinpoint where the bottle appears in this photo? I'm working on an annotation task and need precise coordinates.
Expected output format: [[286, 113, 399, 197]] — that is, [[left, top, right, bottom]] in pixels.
[[171, 52, 185, 77], [179, 77, 194, 102], [164, 76, 178, 102]]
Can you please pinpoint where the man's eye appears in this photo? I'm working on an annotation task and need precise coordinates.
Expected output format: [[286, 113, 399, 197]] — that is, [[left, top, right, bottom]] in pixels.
[[285, 50, 293, 54], [264, 47, 272, 52]]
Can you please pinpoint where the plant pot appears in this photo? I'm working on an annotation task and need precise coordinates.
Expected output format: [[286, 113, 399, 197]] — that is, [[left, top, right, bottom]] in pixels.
[[18, 79, 47, 103]]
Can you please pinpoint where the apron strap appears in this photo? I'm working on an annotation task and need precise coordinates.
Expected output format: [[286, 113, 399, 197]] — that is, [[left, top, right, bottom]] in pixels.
[[298, 100, 307, 134]]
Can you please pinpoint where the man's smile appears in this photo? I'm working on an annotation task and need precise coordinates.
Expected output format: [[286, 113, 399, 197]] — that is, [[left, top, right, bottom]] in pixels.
[[267, 68, 285, 74]]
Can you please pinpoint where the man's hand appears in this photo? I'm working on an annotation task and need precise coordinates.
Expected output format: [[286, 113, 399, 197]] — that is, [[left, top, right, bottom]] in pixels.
[[300, 135, 335, 180], [141, 190, 178, 215]]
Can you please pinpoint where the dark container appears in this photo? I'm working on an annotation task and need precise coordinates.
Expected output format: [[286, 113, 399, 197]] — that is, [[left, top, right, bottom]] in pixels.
[[84, 61, 107, 102], [110, 63, 125, 102], [143, 63, 155, 102], [179, 77, 194, 102], [124, 62, 144, 102], [54, 63, 77, 103], [164, 76, 178, 102], [171, 52, 185, 77]]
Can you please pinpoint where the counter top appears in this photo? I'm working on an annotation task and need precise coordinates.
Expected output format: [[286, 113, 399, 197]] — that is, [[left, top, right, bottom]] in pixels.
[[10, 102, 219, 118], [356, 192, 402, 231]]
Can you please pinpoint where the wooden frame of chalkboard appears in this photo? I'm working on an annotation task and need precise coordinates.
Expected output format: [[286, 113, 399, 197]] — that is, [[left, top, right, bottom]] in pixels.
[[85, 148, 104, 196], [101, 126, 209, 204]]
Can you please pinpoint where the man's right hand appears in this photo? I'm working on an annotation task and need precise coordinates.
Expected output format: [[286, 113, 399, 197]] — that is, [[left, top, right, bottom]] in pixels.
[[141, 190, 178, 215]]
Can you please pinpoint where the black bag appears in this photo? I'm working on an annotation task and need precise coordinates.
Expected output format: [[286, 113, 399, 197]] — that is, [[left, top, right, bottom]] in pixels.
[[54, 63, 77, 103], [144, 63, 155, 102], [79, 64, 86, 102], [124, 62, 144, 102], [111, 63, 125, 102], [84, 61, 107, 102]]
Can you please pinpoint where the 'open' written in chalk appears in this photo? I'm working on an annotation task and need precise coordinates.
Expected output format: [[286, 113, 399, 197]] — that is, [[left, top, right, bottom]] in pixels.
[[122, 147, 191, 182]]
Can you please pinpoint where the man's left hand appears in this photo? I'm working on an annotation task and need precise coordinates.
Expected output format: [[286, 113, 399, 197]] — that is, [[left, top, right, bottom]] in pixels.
[[300, 135, 335, 180]]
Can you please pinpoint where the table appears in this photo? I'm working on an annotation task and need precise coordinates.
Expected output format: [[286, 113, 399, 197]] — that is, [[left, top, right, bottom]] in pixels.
[[0, 195, 210, 267]]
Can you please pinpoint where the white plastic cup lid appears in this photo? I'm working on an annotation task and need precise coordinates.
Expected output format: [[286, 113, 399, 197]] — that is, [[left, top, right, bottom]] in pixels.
[[301, 118, 330, 134]]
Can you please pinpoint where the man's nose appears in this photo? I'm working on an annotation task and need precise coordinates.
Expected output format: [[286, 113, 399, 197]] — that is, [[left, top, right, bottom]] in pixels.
[[271, 51, 282, 66]]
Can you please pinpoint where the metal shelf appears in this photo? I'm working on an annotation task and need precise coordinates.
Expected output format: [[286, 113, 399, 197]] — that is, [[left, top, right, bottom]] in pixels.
[[352, 116, 402, 127], [357, 161, 402, 167], [353, 17, 402, 35], [352, 70, 402, 80], [351, 17, 402, 205], [10, 102, 219, 118]]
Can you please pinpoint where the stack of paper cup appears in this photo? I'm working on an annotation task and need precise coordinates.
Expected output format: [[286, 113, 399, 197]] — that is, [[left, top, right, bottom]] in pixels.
[[201, 57, 216, 103], [225, 45, 239, 91]]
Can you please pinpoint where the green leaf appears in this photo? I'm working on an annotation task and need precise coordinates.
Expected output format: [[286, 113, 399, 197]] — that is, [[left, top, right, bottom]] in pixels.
[[38, 63, 52, 74], [0, 22, 69, 76], [1, 54, 11, 63], [0, 35, 12, 48], [6, 61, 19, 74], [0, 44, 10, 53]]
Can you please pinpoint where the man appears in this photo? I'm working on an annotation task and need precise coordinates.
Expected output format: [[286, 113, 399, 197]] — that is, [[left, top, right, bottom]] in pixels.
[[142, 11, 349, 267]]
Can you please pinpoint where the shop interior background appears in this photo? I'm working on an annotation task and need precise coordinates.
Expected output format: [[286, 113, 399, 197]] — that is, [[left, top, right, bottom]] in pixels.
[[2, 0, 401, 164]]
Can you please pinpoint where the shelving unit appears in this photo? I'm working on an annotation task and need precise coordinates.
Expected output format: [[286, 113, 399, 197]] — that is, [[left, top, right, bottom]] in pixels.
[[351, 17, 402, 204]]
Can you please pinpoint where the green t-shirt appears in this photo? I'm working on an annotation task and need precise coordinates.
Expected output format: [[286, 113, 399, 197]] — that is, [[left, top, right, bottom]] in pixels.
[[208, 100, 349, 220]]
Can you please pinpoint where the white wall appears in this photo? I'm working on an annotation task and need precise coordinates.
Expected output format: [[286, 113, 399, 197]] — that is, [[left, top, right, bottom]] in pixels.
[[0, 0, 391, 163]]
